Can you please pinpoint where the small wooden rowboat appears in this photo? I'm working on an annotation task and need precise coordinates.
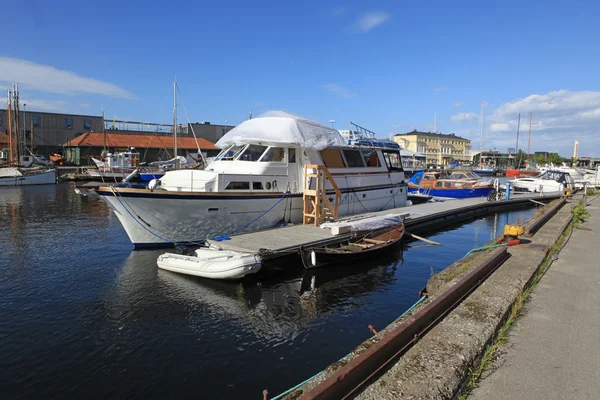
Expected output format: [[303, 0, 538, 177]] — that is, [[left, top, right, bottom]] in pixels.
[[301, 223, 405, 269]]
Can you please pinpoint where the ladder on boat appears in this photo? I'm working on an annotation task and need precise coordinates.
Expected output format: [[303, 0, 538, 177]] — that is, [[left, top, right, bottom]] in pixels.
[[303, 164, 341, 226]]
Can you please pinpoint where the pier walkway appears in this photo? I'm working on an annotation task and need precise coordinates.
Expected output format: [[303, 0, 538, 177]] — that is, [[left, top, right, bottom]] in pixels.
[[470, 195, 600, 400], [207, 192, 563, 258]]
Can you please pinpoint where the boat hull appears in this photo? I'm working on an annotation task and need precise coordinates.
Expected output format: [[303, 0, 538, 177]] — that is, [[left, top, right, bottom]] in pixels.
[[157, 250, 261, 280], [471, 169, 495, 176], [0, 169, 56, 186], [301, 224, 405, 269], [408, 186, 493, 199], [140, 172, 165, 181], [97, 184, 408, 248]]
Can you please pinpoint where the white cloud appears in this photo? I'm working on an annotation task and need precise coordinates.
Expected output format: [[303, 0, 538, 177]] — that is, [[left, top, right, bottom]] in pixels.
[[451, 101, 464, 107], [485, 90, 600, 156], [0, 58, 135, 99], [451, 111, 479, 123], [322, 83, 358, 98], [432, 87, 448, 93], [352, 12, 391, 33]]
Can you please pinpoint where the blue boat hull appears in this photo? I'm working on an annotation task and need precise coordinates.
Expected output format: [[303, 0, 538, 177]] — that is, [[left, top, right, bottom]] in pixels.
[[140, 172, 164, 181], [471, 169, 496, 176], [408, 187, 493, 199]]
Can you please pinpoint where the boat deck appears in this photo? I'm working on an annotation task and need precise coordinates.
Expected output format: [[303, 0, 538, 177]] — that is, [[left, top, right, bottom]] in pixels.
[[206, 191, 565, 260]]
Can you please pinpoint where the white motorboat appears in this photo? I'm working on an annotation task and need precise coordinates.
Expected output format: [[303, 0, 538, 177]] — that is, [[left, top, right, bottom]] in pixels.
[[581, 165, 600, 188], [507, 170, 574, 193], [88, 148, 140, 179], [97, 111, 409, 248], [157, 247, 261, 280], [538, 164, 585, 188]]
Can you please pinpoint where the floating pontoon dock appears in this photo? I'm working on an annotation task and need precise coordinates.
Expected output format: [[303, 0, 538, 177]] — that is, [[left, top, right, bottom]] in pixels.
[[207, 192, 564, 262]]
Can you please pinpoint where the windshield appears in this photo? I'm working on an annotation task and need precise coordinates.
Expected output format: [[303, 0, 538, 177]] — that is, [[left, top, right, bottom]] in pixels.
[[216, 145, 244, 161], [238, 144, 267, 161]]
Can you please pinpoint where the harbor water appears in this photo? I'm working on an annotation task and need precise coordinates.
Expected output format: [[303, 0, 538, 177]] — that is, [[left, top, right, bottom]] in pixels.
[[0, 184, 535, 399]]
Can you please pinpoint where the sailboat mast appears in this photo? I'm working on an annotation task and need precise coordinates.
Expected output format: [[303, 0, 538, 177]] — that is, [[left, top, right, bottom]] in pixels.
[[7, 89, 13, 164], [527, 112, 532, 164], [515, 113, 521, 167], [173, 80, 177, 159], [480, 102, 485, 161]]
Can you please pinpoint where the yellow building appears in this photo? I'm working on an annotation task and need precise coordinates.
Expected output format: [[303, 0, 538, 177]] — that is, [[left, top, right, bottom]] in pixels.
[[393, 130, 471, 166]]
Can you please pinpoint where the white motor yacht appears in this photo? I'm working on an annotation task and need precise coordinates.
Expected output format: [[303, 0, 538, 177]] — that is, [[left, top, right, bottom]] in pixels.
[[97, 111, 409, 248], [508, 170, 574, 193]]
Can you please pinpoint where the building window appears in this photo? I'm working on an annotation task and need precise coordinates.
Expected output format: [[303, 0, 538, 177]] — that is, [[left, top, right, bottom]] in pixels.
[[0, 115, 3, 127], [83, 119, 92, 130], [65, 118, 73, 129], [221, 128, 227, 138], [32, 116, 41, 127]]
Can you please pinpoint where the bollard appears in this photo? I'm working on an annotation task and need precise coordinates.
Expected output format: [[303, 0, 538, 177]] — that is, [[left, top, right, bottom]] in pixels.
[[505, 182, 511, 200], [584, 182, 588, 206]]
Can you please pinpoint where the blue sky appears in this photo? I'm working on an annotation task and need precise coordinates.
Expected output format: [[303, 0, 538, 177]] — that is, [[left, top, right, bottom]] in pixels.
[[2, 0, 600, 156]]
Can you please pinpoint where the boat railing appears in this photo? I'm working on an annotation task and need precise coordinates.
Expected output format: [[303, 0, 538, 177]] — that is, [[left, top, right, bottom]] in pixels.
[[303, 164, 341, 226]]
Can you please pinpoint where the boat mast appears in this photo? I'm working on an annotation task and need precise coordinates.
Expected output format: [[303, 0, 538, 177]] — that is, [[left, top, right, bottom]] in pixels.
[[7, 89, 13, 165], [480, 102, 485, 164], [173, 80, 178, 163], [527, 112, 532, 165], [515, 113, 521, 167]]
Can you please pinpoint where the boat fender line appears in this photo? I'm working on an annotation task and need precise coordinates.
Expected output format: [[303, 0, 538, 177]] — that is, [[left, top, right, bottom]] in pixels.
[[109, 186, 205, 246], [211, 191, 289, 242]]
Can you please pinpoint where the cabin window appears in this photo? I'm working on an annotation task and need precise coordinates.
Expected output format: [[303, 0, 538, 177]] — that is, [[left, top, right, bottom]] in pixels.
[[252, 182, 263, 190], [436, 182, 443, 187], [342, 150, 365, 168], [217, 145, 244, 161], [320, 149, 345, 168], [289, 148, 296, 163], [424, 175, 436, 181], [225, 181, 250, 190], [444, 182, 453, 188], [361, 150, 380, 167], [260, 147, 285, 162], [382, 151, 403, 171], [239, 144, 267, 161]]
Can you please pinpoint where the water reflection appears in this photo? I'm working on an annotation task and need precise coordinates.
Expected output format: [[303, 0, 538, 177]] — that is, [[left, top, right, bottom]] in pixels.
[[0, 184, 538, 399]]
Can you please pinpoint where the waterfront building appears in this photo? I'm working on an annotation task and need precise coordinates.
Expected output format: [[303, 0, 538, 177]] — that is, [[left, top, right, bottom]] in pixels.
[[0, 109, 103, 157], [470, 150, 512, 166], [393, 130, 471, 166], [63, 131, 218, 165], [0, 109, 233, 159]]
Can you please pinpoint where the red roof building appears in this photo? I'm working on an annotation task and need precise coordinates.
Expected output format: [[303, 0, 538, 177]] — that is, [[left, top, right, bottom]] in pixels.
[[63, 131, 218, 165]]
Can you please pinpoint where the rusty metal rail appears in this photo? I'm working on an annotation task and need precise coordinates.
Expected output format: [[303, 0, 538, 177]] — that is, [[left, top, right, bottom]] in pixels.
[[524, 198, 566, 236], [296, 247, 510, 400]]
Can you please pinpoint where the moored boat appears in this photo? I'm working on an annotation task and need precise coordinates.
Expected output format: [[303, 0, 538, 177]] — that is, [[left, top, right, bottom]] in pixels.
[[407, 171, 493, 199], [301, 223, 405, 269], [157, 247, 262, 279], [97, 111, 410, 248], [506, 170, 574, 193]]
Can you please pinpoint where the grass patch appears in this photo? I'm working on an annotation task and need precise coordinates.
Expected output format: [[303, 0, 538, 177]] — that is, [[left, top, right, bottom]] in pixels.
[[572, 202, 590, 228], [458, 219, 574, 400], [586, 187, 598, 196]]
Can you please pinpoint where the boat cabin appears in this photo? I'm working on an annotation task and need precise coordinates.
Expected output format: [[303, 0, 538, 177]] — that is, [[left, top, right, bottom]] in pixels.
[[155, 112, 406, 194]]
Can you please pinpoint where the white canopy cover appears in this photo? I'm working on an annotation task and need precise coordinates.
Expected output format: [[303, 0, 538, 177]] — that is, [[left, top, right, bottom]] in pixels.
[[215, 110, 347, 150]]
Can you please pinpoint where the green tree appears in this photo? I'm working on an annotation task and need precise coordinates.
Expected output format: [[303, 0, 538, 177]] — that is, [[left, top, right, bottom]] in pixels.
[[548, 153, 564, 165]]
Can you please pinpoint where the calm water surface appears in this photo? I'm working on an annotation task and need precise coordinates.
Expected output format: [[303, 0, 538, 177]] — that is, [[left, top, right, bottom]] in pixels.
[[0, 184, 535, 399]]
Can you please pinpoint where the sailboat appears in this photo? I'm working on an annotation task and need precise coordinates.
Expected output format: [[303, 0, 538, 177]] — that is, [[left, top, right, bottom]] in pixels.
[[0, 84, 56, 186], [505, 113, 538, 178], [138, 81, 206, 181]]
